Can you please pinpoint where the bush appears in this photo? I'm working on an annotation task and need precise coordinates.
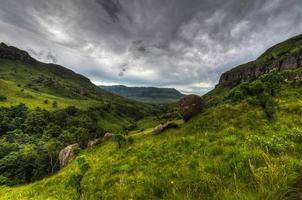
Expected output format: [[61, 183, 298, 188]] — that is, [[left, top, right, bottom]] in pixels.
[[127, 136, 134, 144], [52, 101, 58, 108], [113, 134, 126, 149], [0, 95, 7, 101]]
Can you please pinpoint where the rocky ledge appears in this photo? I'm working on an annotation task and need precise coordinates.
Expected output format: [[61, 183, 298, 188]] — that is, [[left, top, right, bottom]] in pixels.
[[217, 34, 302, 88], [0, 42, 36, 64]]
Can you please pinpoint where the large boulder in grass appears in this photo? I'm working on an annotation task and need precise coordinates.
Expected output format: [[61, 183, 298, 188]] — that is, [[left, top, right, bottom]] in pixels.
[[153, 122, 179, 135], [178, 95, 205, 121], [59, 143, 80, 168]]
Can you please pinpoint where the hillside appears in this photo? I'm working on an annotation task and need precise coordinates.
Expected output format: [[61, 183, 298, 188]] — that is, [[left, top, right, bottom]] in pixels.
[[100, 85, 185, 104], [1, 35, 302, 199], [1, 68, 302, 199], [0, 43, 164, 187], [0, 42, 155, 113], [218, 34, 302, 87]]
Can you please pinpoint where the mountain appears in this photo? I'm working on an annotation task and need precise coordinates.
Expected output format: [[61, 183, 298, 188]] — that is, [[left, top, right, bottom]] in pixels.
[[100, 85, 185, 104], [1, 35, 302, 199], [217, 34, 302, 87]]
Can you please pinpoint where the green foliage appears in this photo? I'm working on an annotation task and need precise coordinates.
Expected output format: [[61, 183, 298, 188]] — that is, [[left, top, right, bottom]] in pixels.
[[113, 134, 127, 149], [0, 105, 104, 185], [127, 136, 134, 144], [52, 101, 58, 108], [226, 72, 284, 119], [0, 96, 6, 102]]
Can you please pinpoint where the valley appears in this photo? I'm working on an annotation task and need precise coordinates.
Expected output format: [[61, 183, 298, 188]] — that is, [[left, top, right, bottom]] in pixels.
[[1, 33, 302, 199]]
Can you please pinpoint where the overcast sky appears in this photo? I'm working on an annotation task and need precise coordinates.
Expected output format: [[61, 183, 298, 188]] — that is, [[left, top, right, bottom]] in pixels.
[[0, 0, 302, 94]]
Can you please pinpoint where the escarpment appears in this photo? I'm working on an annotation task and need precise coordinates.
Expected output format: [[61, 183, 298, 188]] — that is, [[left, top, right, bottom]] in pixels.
[[217, 35, 302, 87], [0, 42, 36, 64]]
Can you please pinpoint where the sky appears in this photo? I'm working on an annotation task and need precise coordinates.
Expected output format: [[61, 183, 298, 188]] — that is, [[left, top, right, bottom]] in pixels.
[[0, 0, 302, 94]]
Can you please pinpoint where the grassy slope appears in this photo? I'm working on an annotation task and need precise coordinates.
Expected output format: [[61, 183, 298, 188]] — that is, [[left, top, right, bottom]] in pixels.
[[0, 79, 101, 110], [1, 73, 302, 199], [0, 58, 158, 134]]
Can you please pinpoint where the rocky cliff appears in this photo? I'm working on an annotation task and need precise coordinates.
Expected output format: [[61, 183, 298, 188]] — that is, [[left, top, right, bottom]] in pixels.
[[0, 42, 36, 64], [217, 34, 302, 87]]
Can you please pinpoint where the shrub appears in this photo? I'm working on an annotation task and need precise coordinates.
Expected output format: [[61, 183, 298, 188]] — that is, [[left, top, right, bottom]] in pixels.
[[52, 101, 58, 108], [0, 95, 7, 101], [113, 134, 127, 149], [127, 136, 134, 144]]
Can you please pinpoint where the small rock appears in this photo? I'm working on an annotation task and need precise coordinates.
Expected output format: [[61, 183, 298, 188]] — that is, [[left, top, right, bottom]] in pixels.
[[87, 138, 102, 147], [153, 122, 179, 135], [103, 133, 114, 141]]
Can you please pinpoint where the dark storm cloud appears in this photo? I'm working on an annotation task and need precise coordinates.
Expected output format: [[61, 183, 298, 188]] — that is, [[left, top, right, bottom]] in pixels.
[[95, 0, 122, 22], [0, 0, 302, 94]]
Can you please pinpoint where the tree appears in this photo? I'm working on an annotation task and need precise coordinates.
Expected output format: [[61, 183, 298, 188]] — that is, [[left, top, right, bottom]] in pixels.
[[113, 134, 126, 149], [52, 101, 58, 108]]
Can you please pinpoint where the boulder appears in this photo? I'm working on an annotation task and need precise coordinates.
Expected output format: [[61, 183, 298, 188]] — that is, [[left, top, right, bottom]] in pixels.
[[178, 95, 205, 121], [103, 133, 114, 141], [153, 122, 179, 135], [87, 138, 102, 147], [58, 143, 80, 168]]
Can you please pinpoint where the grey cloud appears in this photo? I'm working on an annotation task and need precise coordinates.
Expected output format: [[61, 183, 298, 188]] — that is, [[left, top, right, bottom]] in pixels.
[[0, 0, 302, 94], [27, 48, 58, 63], [96, 0, 122, 22]]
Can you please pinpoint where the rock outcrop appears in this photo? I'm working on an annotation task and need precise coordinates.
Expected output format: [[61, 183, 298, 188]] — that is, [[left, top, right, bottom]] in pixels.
[[153, 122, 179, 135], [58, 143, 80, 168], [0, 42, 36, 64], [103, 133, 114, 141], [217, 44, 302, 88], [87, 138, 102, 147], [178, 95, 205, 121]]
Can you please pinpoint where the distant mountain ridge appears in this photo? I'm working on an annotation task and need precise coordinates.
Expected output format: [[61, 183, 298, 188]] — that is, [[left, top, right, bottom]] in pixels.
[[100, 85, 185, 103]]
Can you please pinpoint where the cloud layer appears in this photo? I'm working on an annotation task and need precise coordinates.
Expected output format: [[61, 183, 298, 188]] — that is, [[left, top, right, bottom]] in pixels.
[[0, 0, 302, 94]]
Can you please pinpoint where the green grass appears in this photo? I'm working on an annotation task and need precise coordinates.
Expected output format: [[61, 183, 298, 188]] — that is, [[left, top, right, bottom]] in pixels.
[[0, 79, 101, 110], [1, 78, 302, 199]]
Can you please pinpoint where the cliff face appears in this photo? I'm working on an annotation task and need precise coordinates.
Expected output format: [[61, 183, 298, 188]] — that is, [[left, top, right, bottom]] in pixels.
[[218, 51, 302, 87], [0, 42, 36, 64], [217, 34, 302, 88]]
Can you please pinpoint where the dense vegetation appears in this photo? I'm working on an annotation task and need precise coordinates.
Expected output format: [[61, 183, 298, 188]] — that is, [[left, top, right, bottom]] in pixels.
[[0, 104, 160, 186], [100, 85, 184, 104], [0, 105, 102, 185]]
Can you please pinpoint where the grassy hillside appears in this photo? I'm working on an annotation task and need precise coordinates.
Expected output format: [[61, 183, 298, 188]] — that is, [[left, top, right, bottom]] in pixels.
[[0, 56, 159, 137], [100, 85, 185, 104], [2, 68, 302, 199], [0, 49, 164, 187]]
